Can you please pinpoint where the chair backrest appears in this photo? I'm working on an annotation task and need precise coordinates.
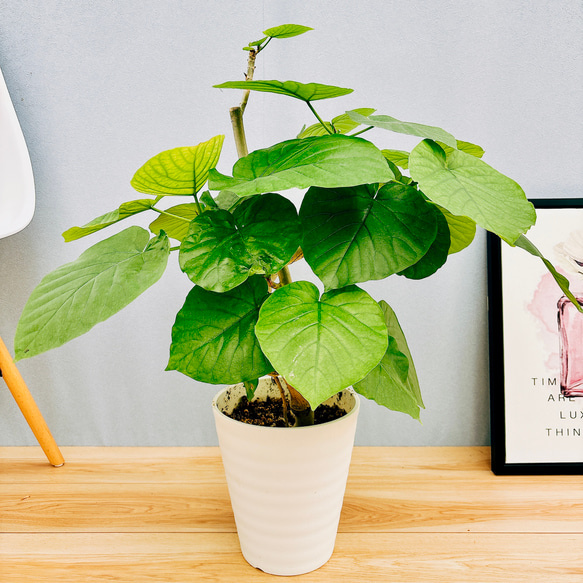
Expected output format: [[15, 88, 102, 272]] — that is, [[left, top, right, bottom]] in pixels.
[[0, 66, 35, 240]]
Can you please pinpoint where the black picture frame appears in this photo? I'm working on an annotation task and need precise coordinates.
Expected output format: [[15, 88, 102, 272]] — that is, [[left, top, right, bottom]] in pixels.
[[488, 198, 583, 475]]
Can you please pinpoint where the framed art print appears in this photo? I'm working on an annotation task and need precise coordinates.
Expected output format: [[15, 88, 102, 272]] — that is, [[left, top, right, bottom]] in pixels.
[[488, 198, 583, 474]]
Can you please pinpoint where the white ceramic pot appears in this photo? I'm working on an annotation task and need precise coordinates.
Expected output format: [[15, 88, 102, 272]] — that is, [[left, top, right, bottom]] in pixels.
[[212, 377, 360, 576]]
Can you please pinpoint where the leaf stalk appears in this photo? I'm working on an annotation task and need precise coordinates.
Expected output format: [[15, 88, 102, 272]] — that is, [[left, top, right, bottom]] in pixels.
[[306, 101, 333, 134]]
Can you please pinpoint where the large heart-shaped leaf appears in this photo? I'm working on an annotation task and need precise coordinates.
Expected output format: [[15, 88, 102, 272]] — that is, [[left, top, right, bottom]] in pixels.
[[167, 276, 272, 384], [62, 199, 155, 242], [297, 108, 376, 138], [300, 183, 438, 290], [149, 203, 201, 242], [131, 135, 225, 196], [15, 227, 169, 360], [398, 206, 450, 279], [409, 139, 536, 243], [255, 281, 388, 409], [208, 135, 394, 197], [214, 80, 353, 102], [262, 24, 313, 39], [346, 111, 457, 148], [354, 300, 424, 419], [179, 193, 301, 292]]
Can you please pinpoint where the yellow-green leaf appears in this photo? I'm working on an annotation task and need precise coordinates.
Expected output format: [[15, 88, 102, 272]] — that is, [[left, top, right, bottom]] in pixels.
[[62, 199, 155, 242], [131, 135, 225, 196], [149, 204, 200, 242]]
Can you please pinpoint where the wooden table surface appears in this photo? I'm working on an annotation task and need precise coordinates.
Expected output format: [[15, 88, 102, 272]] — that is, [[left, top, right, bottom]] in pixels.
[[0, 446, 581, 582]]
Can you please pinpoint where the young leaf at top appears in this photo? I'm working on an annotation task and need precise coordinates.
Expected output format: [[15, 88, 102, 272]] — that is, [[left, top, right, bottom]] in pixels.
[[397, 206, 450, 279], [354, 300, 424, 420], [208, 135, 394, 197], [14, 227, 170, 360], [409, 139, 536, 243], [255, 281, 388, 410], [179, 193, 301, 292], [167, 276, 272, 384], [297, 108, 376, 138], [346, 111, 457, 148], [62, 199, 155, 242], [300, 182, 439, 290], [131, 135, 225, 196], [214, 80, 353, 102], [149, 203, 201, 242], [262, 24, 313, 39], [514, 235, 583, 312], [244, 37, 268, 50]]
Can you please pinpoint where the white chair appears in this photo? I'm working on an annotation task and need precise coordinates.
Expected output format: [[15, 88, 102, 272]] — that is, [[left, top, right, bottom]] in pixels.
[[0, 66, 64, 466]]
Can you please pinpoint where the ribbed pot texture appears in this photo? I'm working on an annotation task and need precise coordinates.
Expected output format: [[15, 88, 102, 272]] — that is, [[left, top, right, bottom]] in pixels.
[[212, 378, 360, 576]]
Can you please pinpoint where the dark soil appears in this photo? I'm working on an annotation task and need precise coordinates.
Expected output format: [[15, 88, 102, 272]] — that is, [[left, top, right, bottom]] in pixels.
[[227, 396, 347, 427]]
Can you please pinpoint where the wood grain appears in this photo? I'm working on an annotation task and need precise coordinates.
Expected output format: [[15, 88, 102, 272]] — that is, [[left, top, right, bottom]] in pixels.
[[1, 446, 581, 581], [1, 533, 582, 582]]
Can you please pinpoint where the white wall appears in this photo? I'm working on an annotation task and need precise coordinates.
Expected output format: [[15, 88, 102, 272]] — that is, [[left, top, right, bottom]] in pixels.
[[1, 0, 581, 445]]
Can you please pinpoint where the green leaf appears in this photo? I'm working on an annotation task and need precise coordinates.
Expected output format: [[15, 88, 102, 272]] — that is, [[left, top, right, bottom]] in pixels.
[[381, 301, 423, 406], [437, 206, 476, 254], [208, 135, 394, 197], [62, 199, 155, 242], [14, 227, 170, 360], [149, 203, 201, 242], [213, 80, 353, 102], [200, 191, 218, 209], [179, 193, 301, 292], [381, 149, 409, 170], [354, 300, 424, 419], [514, 235, 583, 312], [297, 108, 376, 138], [246, 37, 268, 48], [255, 281, 388, 409], [263, 24, 313, 38], [438, 140, 485, 159], [346, 111, 457, 148], [398, 206, 450, 279], [300, 183, 438, 290], [167, 276, 272, 384], [409, 140, 536, 243], [214, 190, 244, 212], [131, 135, 225, 196], [244, 379, 259, 400], [297, 121, 334, 138]]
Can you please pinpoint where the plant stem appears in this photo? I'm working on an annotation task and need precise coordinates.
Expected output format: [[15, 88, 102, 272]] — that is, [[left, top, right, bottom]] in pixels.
[[278, 265, 292, 286], [230, 106, 249, 158], [285, 382, 314, 426], [151, 207, 194, 221], [350, 125, 374, 137], [227, 35, 314, 427], [192, 191, 203, 216], [240, 48, 257, 114], [271, 374, 290, 426], [306, 101, 333, 135]]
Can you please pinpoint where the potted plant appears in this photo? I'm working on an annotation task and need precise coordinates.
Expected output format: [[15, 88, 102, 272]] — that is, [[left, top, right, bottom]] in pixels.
[[14, 24, 580, 575]]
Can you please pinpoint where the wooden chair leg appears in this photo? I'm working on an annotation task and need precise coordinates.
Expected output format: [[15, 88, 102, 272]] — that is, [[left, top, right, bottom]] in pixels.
[[0, 336, 64, 467]]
